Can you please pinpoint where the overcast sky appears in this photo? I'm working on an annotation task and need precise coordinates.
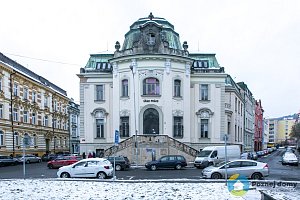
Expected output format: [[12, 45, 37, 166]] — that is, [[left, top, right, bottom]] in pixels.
[[1, 0, 299, 118]]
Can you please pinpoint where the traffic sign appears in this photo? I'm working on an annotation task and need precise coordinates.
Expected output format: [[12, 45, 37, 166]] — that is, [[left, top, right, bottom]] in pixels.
[[114, 130, 119, 145]]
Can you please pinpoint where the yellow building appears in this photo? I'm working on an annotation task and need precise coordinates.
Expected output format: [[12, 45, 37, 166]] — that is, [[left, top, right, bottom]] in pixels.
[[276, 117, 296, 144], [0, 52, 70, 157]]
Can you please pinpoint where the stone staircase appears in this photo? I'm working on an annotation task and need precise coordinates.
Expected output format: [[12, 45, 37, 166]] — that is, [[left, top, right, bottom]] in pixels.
[[104, 135, 199, 165]]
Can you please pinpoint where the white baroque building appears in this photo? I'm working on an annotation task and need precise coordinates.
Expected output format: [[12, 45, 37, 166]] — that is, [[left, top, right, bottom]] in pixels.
[[78, 14, 245, 163]]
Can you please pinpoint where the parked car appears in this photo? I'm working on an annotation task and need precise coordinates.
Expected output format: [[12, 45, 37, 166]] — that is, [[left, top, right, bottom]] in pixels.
[[194, 145, 240, 168], [145, 155, 187, 171], [0, 155, 19, 167], [57, 158, 113, 179], [47, 156, 81, 169], [256, 151, 264, 157], [282, 152, 299, 166], [241, 152, 258, 160], [17, 155, 42, 164], [41, 154, 57, 162], [105, 156, 130, 171], [201, 159, 269, 180]]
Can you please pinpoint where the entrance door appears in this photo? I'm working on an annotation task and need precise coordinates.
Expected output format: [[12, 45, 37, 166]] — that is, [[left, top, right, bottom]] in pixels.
[[143, 108, 159, 134]]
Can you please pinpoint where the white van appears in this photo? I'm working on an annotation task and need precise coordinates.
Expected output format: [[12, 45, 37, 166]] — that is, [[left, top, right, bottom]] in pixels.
[[194, 145, 240, 168]]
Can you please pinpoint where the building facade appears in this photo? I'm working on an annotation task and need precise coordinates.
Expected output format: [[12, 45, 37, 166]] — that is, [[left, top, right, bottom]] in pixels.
[[0, 52, 70, 156], [68, 99, 80, 154], [237, 82, 255, 152], [254, 100, 264, 151], [78, 14, 249, 163]]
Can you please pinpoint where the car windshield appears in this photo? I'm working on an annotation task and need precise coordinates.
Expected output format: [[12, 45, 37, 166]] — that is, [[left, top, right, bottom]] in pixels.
[[215, 161, 229, 167], [284, 154, 296, 159], [197, 150, 212, 157]]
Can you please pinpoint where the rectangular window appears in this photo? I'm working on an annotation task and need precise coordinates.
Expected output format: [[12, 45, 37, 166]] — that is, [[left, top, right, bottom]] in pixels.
[[15, 133, 19, 146], [121, 80, 129, 97], [13, 83, 18, 96], [13, 108, 18, 121], [23, 111, 28, 123], [0, 104, 3, 119], [53, 100, 57, 111], [174, 80, 181, 97], [32, 91, 36, 103], [72, 128, 77, 137], [96, 85, 104, 101], [53, 119, 57, 128], [0, 131, 4, 145], [200, 84, 209, 100], [173, 116, 183, 137], [32, 113, 36, 125], [23, 87, 28, 100], [143, 78, 160, 95], [44, 95, 48, 107], [96, 119, 104, 138], [0, 77, 2, 91], [43, 116, 48, 127], [200, 119, 208, 138], [120, 117, 129, 137]]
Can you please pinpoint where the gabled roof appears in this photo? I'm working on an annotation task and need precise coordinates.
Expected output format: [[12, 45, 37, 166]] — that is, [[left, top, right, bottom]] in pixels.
[[0, 52, 67, 96]]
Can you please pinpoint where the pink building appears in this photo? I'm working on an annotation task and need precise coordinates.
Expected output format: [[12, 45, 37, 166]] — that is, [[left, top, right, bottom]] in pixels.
[[254, 100, 264, 151]]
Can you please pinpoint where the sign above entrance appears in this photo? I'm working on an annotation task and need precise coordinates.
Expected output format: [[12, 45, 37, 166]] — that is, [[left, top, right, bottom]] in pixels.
[[143, 99, 158, 103]]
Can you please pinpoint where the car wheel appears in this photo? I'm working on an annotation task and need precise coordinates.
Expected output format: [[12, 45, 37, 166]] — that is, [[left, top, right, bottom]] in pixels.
[[175, 164, 182, 170], [38, 159, 42, 163], [251, 172, 262, 180], [26, 160, 30, 164], [60, 172, 70, 178], [48, 164, 54, 169], [115, 164, 122, 171], [150, 165, 157, 171], [97, 172, 107, 179], [211, 172, 222, 179]]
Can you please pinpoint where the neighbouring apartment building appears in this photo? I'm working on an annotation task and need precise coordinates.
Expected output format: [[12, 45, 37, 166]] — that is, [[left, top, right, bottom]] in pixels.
[[69, 98, 80, 154], [0, 52, 70, 156], [78, 13, 256, 163], [254, 100, 264, 151]]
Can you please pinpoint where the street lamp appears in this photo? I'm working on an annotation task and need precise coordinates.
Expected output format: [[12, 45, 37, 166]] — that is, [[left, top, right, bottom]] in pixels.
[[129, 65, 138, 166]]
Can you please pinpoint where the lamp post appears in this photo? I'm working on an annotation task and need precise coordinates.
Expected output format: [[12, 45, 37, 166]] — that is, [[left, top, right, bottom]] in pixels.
[[130, 65, 138, 166]]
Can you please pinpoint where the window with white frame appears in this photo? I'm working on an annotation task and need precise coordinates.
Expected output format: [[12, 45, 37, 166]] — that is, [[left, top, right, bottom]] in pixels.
[[95, 85, 104, 101], [32, 91, 36, 103], [200, 119, 209, 138], [173, 116, 183, 137], [23, 87, 28, 100], [174, 79, 181, 97], [96, 119, 104, 138], [0, 77, 2, 92], [0, 130, 4, 145], [65, 137, 68, 147], [200, 84, 209, 101], [60, 137, 63, 147], [23, 111, 28, 123], [0, 104, 3, 119], [13, 108, 18, 121], [53, 118, 57, 128], [32, 113, 36, 125], [143, 78, 160, 95], [53, 100, 57, 111], [14, 132, 19, 146], [43, 115, 48, 127], [72, 128, 77, 137], [121, 79, 129, 97], [44, 95, 48, 107], [33, 134, 37, 146], [13, 83, 18, 96], [120, 116, 129, 137], [57, 120, 60, 129]]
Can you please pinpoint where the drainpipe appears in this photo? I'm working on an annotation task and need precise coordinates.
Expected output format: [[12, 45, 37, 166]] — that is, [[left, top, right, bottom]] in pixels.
[[10, 71, 16, 157]]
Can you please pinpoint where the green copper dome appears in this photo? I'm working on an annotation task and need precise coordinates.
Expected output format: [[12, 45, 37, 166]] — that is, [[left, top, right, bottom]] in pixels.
[[121, 13, 182, 51]]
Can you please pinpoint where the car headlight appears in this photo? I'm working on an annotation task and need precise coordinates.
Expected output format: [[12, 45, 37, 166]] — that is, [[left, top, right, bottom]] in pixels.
[[203, 169, 212, 172]]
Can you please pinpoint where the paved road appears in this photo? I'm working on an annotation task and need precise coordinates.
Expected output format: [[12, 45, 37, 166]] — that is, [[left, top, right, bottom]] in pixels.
[[0, 149, 299, 181]]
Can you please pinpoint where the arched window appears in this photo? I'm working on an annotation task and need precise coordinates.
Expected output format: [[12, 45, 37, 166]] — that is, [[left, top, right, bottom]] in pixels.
[[64, 137, 68, 148], [174, 79, 181, 97], [121, 79, 129, 97], [143, 78, 160, 95]]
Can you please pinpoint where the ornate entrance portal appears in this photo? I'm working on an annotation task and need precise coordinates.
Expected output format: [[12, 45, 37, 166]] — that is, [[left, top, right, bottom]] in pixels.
[[143, 108, 159, 134]]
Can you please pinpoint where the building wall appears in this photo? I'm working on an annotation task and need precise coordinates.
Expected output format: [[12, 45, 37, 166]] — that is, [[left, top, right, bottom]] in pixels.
[[0, 56, 70, 157], [276, 118, 295, 144]]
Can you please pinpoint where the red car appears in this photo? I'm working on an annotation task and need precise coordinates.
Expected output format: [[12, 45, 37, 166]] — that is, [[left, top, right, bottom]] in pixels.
[[47, 156, 81, 169]]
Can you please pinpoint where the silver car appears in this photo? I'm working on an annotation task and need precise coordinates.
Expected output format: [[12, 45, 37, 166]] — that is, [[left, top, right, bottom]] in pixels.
[[282, 152, 299, 166], [202, 159, 269, 180], [17, 155, 42, 164]]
